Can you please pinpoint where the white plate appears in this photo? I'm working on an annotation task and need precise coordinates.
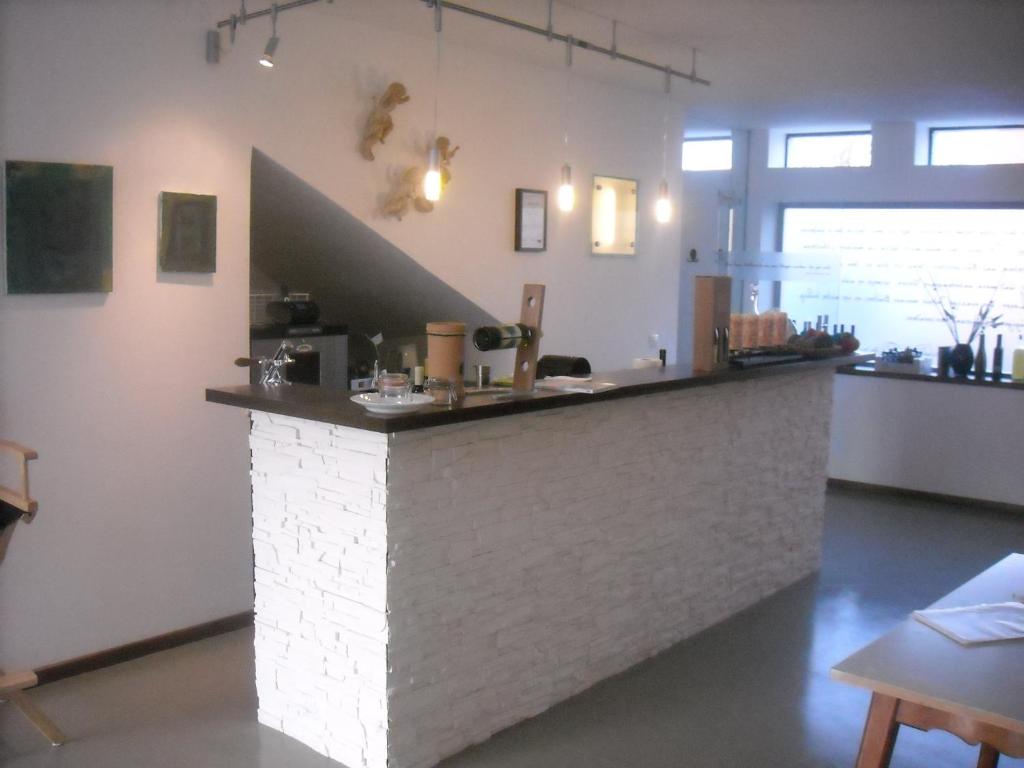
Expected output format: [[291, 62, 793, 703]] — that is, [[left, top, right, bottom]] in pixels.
[[350, 392, 434, 415]]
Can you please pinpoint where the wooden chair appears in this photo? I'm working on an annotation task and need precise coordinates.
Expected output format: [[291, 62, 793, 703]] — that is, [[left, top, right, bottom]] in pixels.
[[0, 439, 65, 746]]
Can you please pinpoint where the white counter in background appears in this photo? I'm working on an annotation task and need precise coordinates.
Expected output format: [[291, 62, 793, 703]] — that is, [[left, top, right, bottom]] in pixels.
[[829, 373, 1024, 507]]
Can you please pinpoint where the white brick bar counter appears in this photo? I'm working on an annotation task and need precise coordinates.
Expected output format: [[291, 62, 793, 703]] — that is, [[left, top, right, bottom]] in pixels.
[[211, 359, 860, 768]]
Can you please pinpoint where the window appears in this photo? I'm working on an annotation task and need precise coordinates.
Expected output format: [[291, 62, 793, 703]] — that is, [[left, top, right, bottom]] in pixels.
[[777, 205, 1024, 355], [785, 132, 872, 168], [929, 126, 1024, 166], [681, 137, 732, 172]]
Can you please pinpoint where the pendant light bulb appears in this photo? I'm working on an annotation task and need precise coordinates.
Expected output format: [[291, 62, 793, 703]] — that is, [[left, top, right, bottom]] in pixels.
[[423, 145, 442, 202], [655, 179, 672, 224], [557, 163, 575, 213]]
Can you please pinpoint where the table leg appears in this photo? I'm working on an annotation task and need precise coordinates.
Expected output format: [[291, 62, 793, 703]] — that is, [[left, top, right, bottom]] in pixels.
[[855, 692, 901, 768], [7, 691, 65, 745], [977, 744, 1000, 768]]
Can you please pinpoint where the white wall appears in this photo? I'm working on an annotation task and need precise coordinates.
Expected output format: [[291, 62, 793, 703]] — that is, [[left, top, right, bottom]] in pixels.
[[0, 0, 689, 668], [0, 1, 254, 670], [680, 121, 1024, 503]]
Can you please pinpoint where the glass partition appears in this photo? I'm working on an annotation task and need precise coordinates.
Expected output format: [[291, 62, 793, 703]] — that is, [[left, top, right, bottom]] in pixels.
[[778, 205, 1024, 356]]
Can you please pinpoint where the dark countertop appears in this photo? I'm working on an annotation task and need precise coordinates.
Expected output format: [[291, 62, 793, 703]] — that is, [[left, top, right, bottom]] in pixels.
[[250, 323, 348, 340], [837, 363, 1024, 391], [207, 354, 872, 433]]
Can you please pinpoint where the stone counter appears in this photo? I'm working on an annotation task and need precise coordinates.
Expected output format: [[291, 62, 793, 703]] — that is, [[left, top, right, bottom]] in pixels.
[[214, 361, 844, 768]]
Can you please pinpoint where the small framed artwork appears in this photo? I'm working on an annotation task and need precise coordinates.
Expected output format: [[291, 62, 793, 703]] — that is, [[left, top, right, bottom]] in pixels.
[[514, 188, 547, 252], [158, 192, 217, 273], [5, 160, 113, 294]]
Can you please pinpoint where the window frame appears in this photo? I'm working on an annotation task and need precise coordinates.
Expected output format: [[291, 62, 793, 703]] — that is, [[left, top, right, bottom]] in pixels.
[[681, 136, 733, 172], [783, 130, 872, 169], [927, 124, 1024, 166]]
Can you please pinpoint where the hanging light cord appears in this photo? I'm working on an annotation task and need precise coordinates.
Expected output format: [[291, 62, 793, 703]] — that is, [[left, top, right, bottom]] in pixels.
[[563, 36, 572, 162], [661, 67, 670, 180], [432, 2, 442, 138]]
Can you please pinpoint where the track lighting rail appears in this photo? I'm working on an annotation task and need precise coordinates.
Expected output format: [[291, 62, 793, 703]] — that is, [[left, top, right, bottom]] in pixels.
[[215, 0, 324, 29], [212, 0, 709, 87], [423, 0, 710, 87]]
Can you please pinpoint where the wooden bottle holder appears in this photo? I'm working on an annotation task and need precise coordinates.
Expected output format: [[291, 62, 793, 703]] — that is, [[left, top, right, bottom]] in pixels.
[[512, 283, 545, 393]]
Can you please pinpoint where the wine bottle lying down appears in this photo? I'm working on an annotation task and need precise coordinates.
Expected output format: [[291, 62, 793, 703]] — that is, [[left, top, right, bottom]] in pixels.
[[473, 324, 533, 351]]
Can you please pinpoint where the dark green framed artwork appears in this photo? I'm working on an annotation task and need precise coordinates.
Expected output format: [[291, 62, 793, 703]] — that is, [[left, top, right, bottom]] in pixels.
[[158, 192, 216, 273], [5, 160, 113, 294]]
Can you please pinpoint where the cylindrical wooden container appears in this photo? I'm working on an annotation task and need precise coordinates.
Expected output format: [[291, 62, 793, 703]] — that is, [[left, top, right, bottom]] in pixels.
[[773, 311, 790, 346], [741, 313, 759, 349], [757, 312, 775, 348], [729, 313, 744, 351], [426, 321, 466, 400]]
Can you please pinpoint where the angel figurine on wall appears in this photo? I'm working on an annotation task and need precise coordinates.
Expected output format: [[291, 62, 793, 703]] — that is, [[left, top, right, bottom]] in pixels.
[[360, 82, 410, 161]]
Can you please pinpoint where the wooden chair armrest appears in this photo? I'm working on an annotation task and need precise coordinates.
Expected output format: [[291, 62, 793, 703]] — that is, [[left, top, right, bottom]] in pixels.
[[0, 440, 39, 461], [0, 439, 38, 518]]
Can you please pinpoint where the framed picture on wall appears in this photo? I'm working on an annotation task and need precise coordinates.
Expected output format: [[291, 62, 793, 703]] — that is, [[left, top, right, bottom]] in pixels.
[[5, 160, 113, 293], [514, 188, 547, 252], [158, 192, 217, 273]]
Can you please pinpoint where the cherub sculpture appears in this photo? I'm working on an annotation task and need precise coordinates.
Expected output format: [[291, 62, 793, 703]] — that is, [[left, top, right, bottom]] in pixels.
[[360, 82, 410, 161], [382, 167, 432, 220], [382, 136, 460, 220]]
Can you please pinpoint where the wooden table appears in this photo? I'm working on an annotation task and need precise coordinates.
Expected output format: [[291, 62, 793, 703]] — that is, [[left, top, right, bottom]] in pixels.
[[832, 553, 1024, 767]]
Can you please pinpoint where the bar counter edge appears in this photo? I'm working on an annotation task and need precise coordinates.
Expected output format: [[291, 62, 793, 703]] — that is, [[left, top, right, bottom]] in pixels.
[[206, 353, 873, 431]]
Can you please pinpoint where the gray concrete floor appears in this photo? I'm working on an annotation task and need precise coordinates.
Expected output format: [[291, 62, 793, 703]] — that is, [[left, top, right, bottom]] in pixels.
[[2, 489, 1023, 767]]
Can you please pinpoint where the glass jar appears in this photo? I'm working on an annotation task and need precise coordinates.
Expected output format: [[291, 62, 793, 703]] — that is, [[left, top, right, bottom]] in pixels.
[[425, 377, 456, 406]]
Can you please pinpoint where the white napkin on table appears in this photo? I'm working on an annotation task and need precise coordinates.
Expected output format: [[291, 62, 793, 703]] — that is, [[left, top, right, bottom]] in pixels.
[[535, 376, 617, 394], [912, 602, 1024, 646]]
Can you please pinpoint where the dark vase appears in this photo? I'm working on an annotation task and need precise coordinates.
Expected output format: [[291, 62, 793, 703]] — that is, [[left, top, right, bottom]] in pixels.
[[950, 343, 974, 377]]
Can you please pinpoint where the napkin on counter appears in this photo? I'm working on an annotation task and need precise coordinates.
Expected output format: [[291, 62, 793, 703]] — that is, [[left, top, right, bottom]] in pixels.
[[912, 602, 1024, 645], [535, 376, 617, 394]]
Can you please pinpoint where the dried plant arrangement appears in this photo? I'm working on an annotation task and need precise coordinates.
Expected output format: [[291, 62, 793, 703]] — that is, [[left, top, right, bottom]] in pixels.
[[921, 274, 1002, 344]]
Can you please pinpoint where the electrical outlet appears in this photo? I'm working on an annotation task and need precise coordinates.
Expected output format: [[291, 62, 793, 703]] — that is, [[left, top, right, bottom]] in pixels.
[[649, 333, 660, 349]]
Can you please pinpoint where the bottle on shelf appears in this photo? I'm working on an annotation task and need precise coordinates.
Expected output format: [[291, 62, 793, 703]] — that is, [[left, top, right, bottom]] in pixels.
[[992, 335, 1004, 382], [473, 323, 533, 351], [1013, 335, 1024, 382], [974, 332, 987, 381]]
